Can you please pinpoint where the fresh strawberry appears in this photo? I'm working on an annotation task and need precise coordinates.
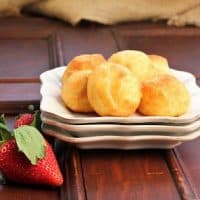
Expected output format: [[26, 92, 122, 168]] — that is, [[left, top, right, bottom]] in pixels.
[[0, 139, 63, 186], [0, 116, 63, 187], [14, 113, 34, 128]]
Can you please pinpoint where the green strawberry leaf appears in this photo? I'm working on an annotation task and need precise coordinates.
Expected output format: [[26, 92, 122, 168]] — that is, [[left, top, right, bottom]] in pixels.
[[0, 117, 12, 144], [0, 114, 6, 125], [31, 111, 42, 131], [14, 125, 45, 165]]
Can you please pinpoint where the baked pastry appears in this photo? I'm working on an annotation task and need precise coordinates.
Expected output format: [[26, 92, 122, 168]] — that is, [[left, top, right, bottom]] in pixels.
[[138, 75, 190, 116], [108, 50, 154, 81], [62, 54, 105, 83], [87, 62, 142, 116], [61, 54, 105, 113], [61, 70, 94, 112], [149, 54, 171, 76]]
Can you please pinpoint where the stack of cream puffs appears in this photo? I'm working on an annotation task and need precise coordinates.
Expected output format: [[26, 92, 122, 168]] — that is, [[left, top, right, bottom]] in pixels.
[[61, 50, 190, 117]]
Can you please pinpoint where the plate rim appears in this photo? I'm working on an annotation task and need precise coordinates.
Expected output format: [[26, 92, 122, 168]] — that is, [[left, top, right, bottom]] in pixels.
[[40, 66, 200, 125], [42, 123, 200, 143], [41, 113, 200, 135]]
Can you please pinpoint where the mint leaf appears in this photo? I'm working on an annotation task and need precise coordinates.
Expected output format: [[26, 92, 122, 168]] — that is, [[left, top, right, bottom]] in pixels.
[[14, 125, 45, 165]]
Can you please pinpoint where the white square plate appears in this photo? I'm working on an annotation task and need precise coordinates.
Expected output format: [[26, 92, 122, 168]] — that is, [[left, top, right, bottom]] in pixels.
[[40, 67, 200, 125], [41, 113, 200, 137], [42, 123, 200, 149]]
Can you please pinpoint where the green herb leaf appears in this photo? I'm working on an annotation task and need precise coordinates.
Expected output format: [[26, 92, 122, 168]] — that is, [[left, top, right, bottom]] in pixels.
[[14, 125, 45, 165]]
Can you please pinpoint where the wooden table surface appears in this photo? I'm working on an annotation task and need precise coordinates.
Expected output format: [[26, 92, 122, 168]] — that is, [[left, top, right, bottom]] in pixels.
[[0, 17, 200, 200]]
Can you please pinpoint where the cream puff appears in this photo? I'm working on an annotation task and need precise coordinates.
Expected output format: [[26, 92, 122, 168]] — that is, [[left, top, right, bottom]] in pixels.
[[138, 75, 190, 116], [87, 62, 142, 116]]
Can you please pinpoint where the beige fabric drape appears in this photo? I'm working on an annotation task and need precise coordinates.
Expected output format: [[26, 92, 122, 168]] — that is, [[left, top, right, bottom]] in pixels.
[[1, 0, 200, 27], [0, 0, 40, 17]]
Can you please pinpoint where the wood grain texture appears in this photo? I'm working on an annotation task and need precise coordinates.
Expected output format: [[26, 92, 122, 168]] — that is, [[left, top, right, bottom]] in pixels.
[[63, 148, 86, 200], [165, 150, 198, 200], [0, 83, 40, 113], [0, 25, 63, 113], [1, 17, 200, 200], [48, 33, 64, 67], [80, 149, 180, 200], [174, 139, 200, 199], [112, 26, 200, 74], [0, 39, 49, 79], [0, 185, 59, 200], [60, 26, 118, 64]]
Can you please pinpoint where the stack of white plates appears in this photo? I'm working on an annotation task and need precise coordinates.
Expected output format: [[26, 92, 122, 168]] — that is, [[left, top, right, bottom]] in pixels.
[[40, 67, 200, 149]]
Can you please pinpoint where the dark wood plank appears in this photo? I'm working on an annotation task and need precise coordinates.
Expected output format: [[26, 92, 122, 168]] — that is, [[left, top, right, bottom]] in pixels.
[[60, 26, 117, 64], [0, 39, 49, 79], [1, 17, 200, 200], [0, 23, 63, 113], [0, 185, 59, 200], [0, 83, 40, 113], [165, 150, 198, 200], [112, 26, 200, 74], [61, 147, 86, 200], [174, 139, 200, 199], [80, 149, 181, 200]]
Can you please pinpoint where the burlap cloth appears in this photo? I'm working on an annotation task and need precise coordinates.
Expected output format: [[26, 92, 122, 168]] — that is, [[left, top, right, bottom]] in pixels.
[[1, 0, 200, 26]]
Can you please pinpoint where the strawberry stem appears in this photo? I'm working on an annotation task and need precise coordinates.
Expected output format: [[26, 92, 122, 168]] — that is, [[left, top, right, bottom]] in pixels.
[[28, 104, 35, 112]]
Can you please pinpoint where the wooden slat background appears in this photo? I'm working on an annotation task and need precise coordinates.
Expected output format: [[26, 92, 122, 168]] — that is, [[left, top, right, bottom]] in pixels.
[[0, 17, 200, 200]]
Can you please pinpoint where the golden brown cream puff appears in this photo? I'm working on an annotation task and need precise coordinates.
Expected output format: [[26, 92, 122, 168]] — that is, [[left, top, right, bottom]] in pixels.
[[61, 54, 105, 113], [62, 54, 106, 83], [149, 54, 171, 76], [87, 62, 142, 116], [138, 75, 190, 116], [108, 50, 154, 81], [61, 70, 94, 113]]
